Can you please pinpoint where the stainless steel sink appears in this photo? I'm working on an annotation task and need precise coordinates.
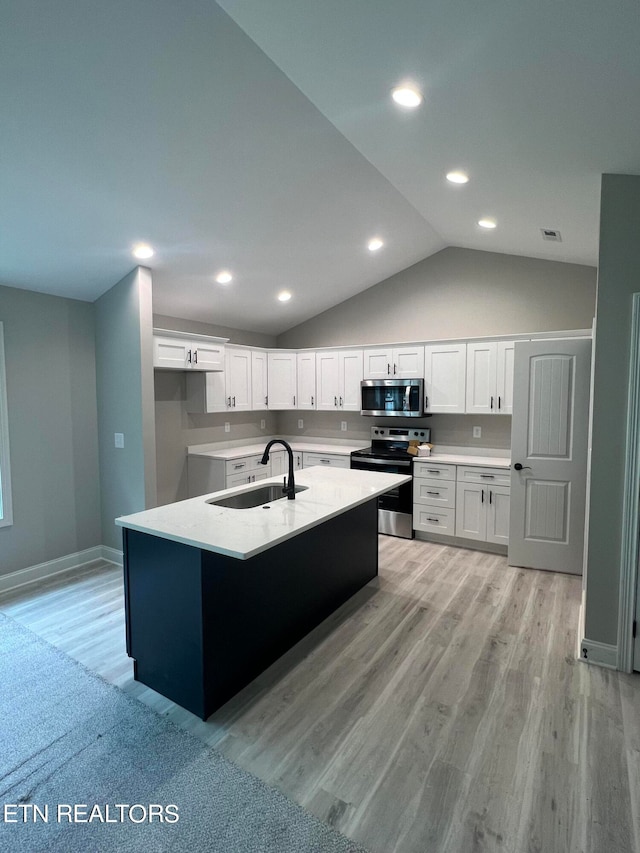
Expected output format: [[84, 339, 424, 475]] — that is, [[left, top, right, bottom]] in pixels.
[[206, 484, 308, 509]]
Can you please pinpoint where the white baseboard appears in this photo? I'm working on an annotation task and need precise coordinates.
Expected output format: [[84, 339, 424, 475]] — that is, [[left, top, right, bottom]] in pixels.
[[579, 637, 618, 669], [0, 545, 123, 595]]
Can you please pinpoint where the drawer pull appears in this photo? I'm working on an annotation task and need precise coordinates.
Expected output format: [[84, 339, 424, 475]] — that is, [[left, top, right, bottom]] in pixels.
[[320, 459, 331, 464], [427, 517, 440, 523], [234, 463, 245, 470], [426, 469, 440, 474], [426, 491, 441, 496], [480, 474, 495, 479]]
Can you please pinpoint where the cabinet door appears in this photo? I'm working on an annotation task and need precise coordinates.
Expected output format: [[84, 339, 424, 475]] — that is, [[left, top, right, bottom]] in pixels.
[[316, 352, 340, 410], [486, 485, 510, 544], [339, 350, 364, 410], [267, 352, 297, 409], [424, 344, 466, 413], [496, 341, 516, 415], [296, 352, 316, 409], [270, 450, 286, 477], [192, 342, 225, 371], [225, 349, 252, 410], [392, 346, 424, 378], [363, 348, 393, 379], [185, 371, 226, 413], [455, 482, 487, 541], [251, 350, 268, 411], [154, 335, 190, 369], [466, 342, 498, 414]]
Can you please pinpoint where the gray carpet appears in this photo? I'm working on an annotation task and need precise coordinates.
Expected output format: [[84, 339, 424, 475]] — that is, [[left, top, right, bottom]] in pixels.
[[0, 613, 368, 852]]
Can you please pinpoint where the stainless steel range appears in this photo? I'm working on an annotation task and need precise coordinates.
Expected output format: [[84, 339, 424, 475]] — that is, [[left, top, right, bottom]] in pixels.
[[350, 426, 431, 539]]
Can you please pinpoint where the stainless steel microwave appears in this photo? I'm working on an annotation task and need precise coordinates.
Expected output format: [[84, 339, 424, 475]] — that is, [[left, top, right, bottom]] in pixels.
[[361, 378, 425, 417]]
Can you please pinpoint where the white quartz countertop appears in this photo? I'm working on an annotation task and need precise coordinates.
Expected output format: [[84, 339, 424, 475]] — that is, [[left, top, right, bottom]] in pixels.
[[116, 467, 410, 561], [423, 453, 511, 468], [188, 439, 367, 460]]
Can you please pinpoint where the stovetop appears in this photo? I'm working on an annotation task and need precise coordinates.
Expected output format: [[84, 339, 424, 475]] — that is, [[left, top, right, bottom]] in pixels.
[[351, 426, 431, 461]]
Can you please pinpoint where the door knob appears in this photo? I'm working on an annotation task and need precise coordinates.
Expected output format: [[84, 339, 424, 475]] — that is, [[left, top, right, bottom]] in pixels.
[[514, 463, 531, 471]]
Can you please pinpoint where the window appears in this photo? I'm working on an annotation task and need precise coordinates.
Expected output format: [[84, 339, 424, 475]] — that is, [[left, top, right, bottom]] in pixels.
[[0, 322, 13, 527]]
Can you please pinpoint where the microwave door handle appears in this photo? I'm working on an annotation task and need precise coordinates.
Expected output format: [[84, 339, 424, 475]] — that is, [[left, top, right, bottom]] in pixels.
[[405, 385, 410, 411]]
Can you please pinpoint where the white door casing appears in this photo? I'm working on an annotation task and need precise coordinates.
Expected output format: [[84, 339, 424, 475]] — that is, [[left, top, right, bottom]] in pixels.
[[508, 339, 591, 575]]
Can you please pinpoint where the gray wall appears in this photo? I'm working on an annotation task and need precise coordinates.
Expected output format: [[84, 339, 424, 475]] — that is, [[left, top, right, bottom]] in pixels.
[[277, 247, 597, 348], [276, 410, 512, 450], [153, 314, 277, 349], [95, 267, 156, 548], [0, 285, 101, 575], [585, 175, 640, 647]]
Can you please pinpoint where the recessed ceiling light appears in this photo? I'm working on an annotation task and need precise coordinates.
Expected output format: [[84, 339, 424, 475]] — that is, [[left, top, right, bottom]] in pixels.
[[215, 270, 233, 284], [368, 238, 384, 252], [132, 243, 154, 260], [478, 218, 497, 229], [391, 86, 423, 108], [446, 171, 469, 185], [278, 290, 292, 302]]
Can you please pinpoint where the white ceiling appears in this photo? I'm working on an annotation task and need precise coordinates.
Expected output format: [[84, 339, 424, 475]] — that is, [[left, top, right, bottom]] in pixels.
[[2, 1, 638, 334]]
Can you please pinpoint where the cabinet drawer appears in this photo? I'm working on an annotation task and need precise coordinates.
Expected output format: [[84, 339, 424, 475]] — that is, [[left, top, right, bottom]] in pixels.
[[225, 455, 263, 476], [413, 461, 456, 481], [413, 506, 455, 535], [456, 465, 510, 486], [225, 469, 269, 488], [413, 478, 455, 509], [302, 452, 350, 469]]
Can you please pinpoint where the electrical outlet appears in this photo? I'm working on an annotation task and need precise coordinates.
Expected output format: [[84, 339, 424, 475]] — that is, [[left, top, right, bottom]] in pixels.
[[473, 426, 482, 439], [260, 419, 266, 430], [224, 422, 230, 433], [298, 419, 304, 429], [114, 432, 124, 448], [341, 421, 347, 431]]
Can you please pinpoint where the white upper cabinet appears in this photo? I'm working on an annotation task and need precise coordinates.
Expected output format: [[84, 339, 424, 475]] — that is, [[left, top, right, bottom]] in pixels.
[[364, 346, 424, 379], [153, 330, 225, 371], [315, 350, 363, 411], [466, 341, 518, 415], [225, 348, 252, 411], [267, 352, 297, 409], [251, 350, 268, 411], [340, 349, 364, 410], [424, 343, 466, 413], [296, 352, 316, 410]]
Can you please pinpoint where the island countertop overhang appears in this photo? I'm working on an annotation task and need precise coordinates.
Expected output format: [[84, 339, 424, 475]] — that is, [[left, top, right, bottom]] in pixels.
[[116, 466, 411, 560]]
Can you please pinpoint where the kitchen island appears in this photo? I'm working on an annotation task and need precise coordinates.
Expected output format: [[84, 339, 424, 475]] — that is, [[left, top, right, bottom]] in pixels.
[[116, 466, 410, 719]]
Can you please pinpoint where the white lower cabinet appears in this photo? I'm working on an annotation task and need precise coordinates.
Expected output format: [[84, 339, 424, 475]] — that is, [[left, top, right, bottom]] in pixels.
[[188, 454, 271, 497], [413, 462, 456, 535], [455, 466, 510, 545], [413, 461, 510, 546], [302, 451, 350, 469]]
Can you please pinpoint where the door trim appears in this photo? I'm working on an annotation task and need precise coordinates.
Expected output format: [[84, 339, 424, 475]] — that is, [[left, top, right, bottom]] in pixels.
[[617, 292, 640, 672]]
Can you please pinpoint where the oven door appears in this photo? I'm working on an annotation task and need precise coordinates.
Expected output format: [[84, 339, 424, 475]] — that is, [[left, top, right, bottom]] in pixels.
[[350, 456, 414, 538]]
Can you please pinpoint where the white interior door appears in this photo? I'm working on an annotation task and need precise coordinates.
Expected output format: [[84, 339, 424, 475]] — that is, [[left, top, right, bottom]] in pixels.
[[508, 339, 591, 574]]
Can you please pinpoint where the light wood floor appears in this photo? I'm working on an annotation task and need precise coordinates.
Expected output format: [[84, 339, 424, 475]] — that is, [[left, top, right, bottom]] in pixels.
[[1, 538, 639, 853]]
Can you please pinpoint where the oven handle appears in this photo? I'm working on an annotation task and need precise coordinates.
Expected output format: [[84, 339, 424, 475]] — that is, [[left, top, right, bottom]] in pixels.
[[351, 457, 412, 470]]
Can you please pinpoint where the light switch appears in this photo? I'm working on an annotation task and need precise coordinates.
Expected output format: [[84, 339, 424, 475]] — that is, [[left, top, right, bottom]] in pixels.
[[224, 422, 230, 433], [473, 426, 482, 439], [114, 433, 124, 448], [298, 419, 304, 429], [341, 421, 347, 431], [260, 419, 266, 430]]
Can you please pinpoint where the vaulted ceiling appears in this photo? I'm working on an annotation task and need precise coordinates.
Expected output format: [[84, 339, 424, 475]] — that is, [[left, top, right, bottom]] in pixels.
[[2, 1, 638, 333]]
